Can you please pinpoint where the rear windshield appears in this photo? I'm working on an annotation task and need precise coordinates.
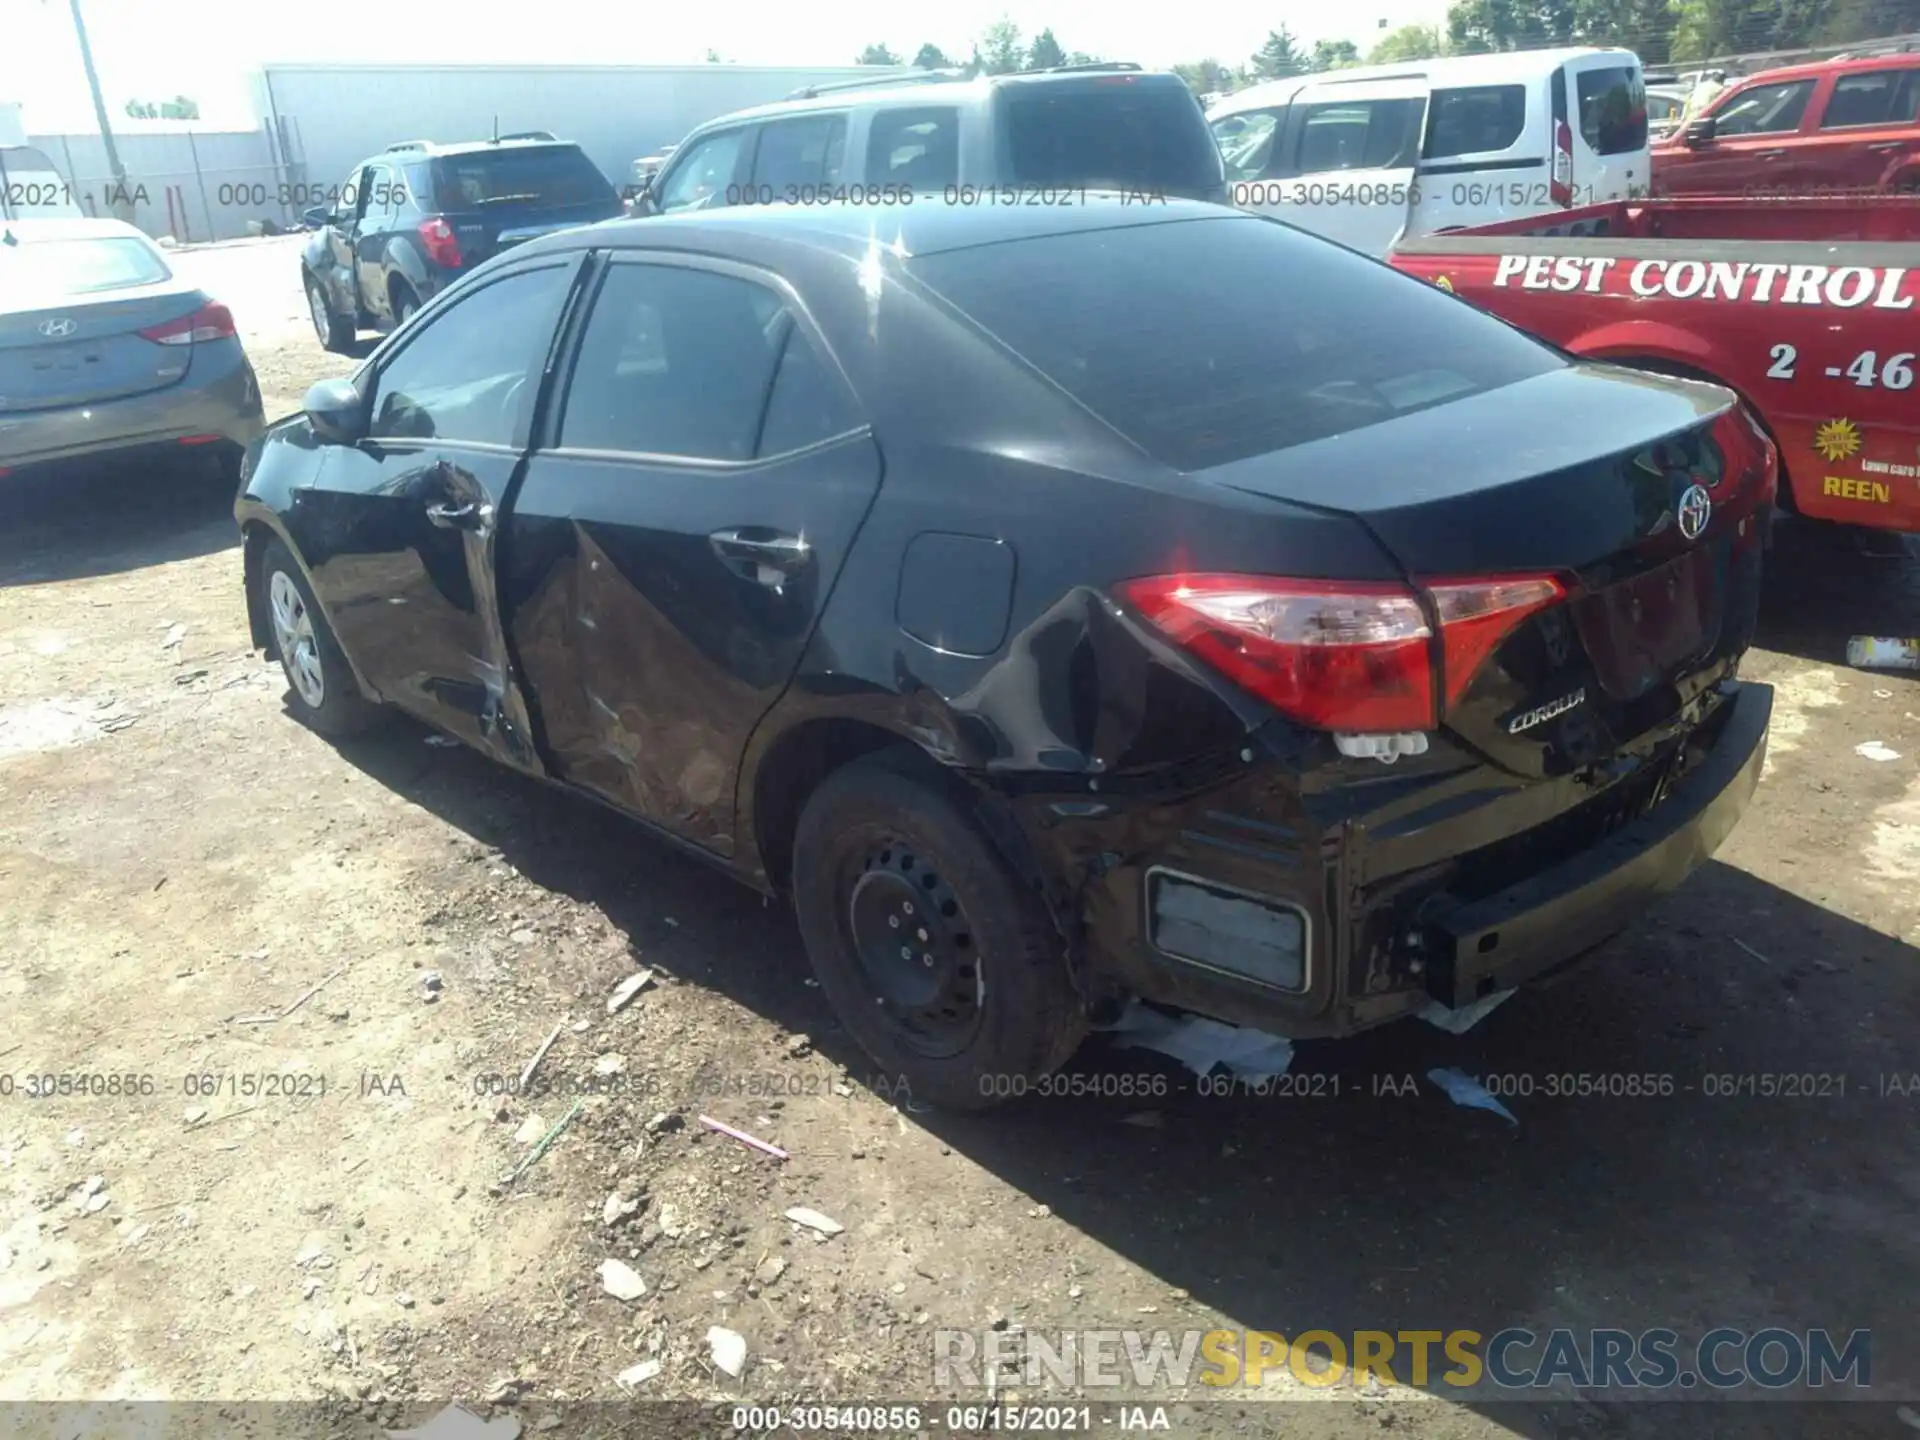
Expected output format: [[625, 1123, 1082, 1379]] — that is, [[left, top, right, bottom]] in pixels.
[[430, 146, 616, 210], [997, 81, 1225, 196], [1, 235, 170, 294], [1576, 65, 1648, 155], [908, 215, 1560, 471]]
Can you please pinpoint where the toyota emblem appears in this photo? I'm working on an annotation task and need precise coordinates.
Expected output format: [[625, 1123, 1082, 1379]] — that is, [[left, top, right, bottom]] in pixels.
[[1676, 483, 1712, 540], [38, 317, 78, 338]]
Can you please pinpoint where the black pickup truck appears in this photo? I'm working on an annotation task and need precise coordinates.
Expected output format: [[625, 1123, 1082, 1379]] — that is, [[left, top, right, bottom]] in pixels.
[[299, 136, 622, 352]]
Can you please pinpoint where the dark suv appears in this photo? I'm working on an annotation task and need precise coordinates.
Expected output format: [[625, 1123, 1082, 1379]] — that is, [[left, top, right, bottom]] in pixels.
[[299, 136, 621, 352], [631, 64, 1229, 217]]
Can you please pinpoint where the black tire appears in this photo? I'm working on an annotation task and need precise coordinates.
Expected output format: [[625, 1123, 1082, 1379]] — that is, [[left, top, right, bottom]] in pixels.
[[305, 272, 354, 354], [258, 539, 386, 737], [791, 756, 1086, 1111], [392, 284, 420, 328]]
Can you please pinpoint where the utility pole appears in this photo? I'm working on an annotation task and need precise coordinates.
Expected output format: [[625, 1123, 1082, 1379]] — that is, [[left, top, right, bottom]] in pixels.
[[65, 0, 135, 221]]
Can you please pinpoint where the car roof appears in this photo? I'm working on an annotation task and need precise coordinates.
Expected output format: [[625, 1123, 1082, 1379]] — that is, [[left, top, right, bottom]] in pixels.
[[1212, 47, 1638, 116], [683, 67, 1190, 135], [540, 194, 1240, 265], [0, 216, 151, 243], [1732, 51, 1920, 86], [364, 138, 583, 163]]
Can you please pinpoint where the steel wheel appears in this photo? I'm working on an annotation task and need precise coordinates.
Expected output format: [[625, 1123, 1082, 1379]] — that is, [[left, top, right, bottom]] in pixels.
[[843, 838, 985, 1059], [268, 568, 325, 708]]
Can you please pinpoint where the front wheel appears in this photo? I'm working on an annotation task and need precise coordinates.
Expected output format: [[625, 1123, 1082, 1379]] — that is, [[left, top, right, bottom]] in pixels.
[[791, 756, 1085, 1111], [305, 272, 354, 354], [259, 539, 385, 737]]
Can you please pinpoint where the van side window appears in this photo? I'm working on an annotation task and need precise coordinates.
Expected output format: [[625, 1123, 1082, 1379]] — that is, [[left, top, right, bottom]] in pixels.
[[1211, 109, 1285, 181], [866, 107, 960, 189], [1294, 99, 1425, 174], [1575, 66, 1648, 154], [1423, 86, 1527, 158]]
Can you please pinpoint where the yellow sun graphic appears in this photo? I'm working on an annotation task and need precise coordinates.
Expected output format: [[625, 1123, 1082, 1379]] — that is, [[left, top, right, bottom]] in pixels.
[[1814, 418, 1862, 463], [1435, 275, 1456, 293]]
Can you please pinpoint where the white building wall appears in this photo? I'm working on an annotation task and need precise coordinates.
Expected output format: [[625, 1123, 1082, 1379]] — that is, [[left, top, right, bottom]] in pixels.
[[254, 63, 913, 200]]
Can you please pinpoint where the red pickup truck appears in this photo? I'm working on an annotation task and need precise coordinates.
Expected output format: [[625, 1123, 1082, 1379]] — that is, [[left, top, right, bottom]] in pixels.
[[1387, 195, 1920, 532]]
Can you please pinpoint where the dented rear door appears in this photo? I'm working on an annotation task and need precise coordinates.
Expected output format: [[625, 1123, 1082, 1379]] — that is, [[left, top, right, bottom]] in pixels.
[[499, 252, 880, 858]]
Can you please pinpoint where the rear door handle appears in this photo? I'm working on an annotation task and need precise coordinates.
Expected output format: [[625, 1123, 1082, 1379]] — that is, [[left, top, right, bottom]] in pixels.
[[709, 528, 812, 585], [1867, 141, 1905, 152], [426, 500, 486, 530], [1754, 149, 1787, 159]]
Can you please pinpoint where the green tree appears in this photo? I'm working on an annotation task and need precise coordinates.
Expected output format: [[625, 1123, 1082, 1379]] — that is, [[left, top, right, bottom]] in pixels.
[[857, 43, 901, 64], [1250, 26, 1308, 78], [1172, 59, 1231, 93], [913, 42, 954, 68], [1066, 50, 1103, 64], [978, 17, 1025, 74], [1310, 38, 1363, 69], [1369, 23, 1445, 59], [704, 48, 723, 62], [1026, 27, 1068, 69], [1445, 0, 1578, 52]]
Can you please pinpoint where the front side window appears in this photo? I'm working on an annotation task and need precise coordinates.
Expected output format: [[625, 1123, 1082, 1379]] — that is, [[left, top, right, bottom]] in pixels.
[[866, 107, 960, 189], [560, 263, 855, 461], [751, 115, 848, 193], [1424, 85, 1527, 158], [1821, 69, 1920, 128], [1295, 98, 1425, 173], [1576, 66, 1648, 154], [368, 265, 572, 445], [1711, 79, 1816, 136], [657, 130, 746, 211], [1211, 109, 1284, 181]]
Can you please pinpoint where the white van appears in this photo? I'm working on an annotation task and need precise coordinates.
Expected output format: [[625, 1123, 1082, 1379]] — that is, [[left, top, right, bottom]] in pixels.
[[1208, 48, 1651, 257]]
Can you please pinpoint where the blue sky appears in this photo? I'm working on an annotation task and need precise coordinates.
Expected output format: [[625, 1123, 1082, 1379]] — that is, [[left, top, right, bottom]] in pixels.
[[2, 0, 1450, 130]]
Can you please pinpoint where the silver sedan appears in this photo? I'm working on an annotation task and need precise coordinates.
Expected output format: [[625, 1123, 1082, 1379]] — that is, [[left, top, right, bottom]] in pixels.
[[0, 217, 263, 479]]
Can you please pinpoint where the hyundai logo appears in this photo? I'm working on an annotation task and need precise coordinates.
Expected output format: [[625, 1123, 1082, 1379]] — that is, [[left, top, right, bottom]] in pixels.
[[38, 317, 78, 338], [1677, 483, 1712, 540]]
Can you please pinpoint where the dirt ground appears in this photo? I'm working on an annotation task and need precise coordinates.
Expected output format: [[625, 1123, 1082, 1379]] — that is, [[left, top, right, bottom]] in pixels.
[[0, 235, 1916, 1439]]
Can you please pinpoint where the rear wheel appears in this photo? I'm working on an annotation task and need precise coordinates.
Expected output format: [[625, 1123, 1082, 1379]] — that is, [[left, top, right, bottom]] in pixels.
[[305, 272, 354, 354], [392, 283, 420, 328], [791, 756, 1085, 1111], [259, 539, 385, 736]]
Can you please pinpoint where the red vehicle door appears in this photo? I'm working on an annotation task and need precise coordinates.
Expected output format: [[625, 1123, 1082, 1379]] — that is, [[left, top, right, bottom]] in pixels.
[[1658, 75, 1821, 195], [1801, 64, 1920, 192]]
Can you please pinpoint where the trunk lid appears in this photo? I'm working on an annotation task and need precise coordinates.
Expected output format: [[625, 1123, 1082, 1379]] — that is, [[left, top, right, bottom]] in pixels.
[[0, 281, 206, 412], [1202, 364, 1771, 776]]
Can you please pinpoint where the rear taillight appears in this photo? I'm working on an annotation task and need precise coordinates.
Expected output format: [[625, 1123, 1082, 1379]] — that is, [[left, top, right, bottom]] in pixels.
[[418, 217, 462, 268], [1550, 120, 1574, 206], [138, 301, 236, 346], [1117, 572, 1565, 734]]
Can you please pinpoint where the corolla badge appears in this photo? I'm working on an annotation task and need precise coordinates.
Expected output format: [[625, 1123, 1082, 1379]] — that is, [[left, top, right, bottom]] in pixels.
[[1676, 483, 1712, 540], [1508, 687, 1586, 734], [38, 317, 78, 338]]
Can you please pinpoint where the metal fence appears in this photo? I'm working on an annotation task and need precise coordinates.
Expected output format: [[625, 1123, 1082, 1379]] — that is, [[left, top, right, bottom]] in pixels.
[[26, 127, 293, 242]]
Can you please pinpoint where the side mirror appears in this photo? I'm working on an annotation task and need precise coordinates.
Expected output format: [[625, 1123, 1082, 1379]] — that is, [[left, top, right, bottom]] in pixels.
[[630, 182, 660, 218], [300, 205, 332, 229], [1684, 116, 1716, 146], [303, 376, 366, 445]]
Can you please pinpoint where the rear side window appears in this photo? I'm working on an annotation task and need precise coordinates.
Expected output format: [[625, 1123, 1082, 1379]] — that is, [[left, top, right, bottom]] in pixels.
[[1711, 79, 1815, 136], [1575, 66, 1648, 154], [430, 146, 616, 210], [1424, 86, 1527, 158], [866, 107, 960, 188], [1821, 69, 1920, 128], [998, 81, 1224, 196], [2, 235, 170, 293], [1211, 109, 1285, 181], [909, 215, 1560, 471], [1295, 98, 1424, 173], [560, 263, 854, 461], [751, 115, 848, 193]]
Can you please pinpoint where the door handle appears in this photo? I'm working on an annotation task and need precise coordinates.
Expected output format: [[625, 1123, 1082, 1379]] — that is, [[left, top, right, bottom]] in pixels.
[[709, 528, 812, 584], [1867, 141, 1905, 152], [1754, 149, 1787, 158], [425, 500, 486, 530]]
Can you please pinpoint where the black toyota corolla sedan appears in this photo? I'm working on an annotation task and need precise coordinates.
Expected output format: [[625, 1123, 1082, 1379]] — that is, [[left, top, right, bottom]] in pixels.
[[235, 199, 1775, 1109]]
